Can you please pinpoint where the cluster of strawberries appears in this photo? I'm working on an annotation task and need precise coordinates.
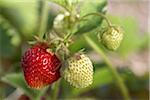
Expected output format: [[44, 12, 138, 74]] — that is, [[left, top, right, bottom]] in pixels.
[[21, 19, 123, 89], [21, 42, 93, 89]]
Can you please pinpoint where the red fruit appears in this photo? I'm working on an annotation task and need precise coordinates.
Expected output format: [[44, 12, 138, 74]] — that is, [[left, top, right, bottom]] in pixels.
[[21, 43, 61, 89]]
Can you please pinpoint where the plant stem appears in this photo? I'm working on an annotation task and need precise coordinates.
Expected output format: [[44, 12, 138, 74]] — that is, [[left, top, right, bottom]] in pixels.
[[63, 32, 72, 42], [84, 35, 131, 100], [81, 12, 112, 27], [51, 80, 61, 100], [38, 0, 49, 40], [63, 12, 113, 42], [34, 87, 48, 100]]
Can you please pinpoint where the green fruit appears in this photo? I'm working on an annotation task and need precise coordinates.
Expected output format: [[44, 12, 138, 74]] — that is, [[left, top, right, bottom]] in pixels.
[[100, 26, 123, 51], [61, 53, 93, 88]]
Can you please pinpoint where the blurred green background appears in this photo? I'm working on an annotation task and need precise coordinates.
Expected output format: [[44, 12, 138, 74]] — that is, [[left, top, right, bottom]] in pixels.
[[0, 0, 149, 100]]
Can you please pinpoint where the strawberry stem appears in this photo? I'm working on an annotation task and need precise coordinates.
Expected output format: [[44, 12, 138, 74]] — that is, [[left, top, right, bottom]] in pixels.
[[80, 12, 112, 28], [62, 12, 113, 44], [51, 79, 61, 100], [38, 0, 49, 40], [84, 34, 131, 100]]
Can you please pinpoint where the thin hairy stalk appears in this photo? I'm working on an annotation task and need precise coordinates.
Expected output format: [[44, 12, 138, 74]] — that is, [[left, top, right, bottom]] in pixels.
[[80, 12, 112, 27], [84, 35, 131, 100], [51, 80, 61, 100], [38, 0, 49, 40], [63, 12, 113, 42]]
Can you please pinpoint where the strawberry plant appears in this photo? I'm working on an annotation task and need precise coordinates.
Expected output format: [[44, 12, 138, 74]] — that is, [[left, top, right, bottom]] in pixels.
[[0, 0, 149, 100]]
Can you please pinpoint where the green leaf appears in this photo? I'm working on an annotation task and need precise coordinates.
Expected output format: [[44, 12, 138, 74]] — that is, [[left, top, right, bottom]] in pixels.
[[69, 36, 89, 53], [0, 28, 16, 58], [75, 0, 107, 34], [1, 73, 47, 99], [49, 0, 80, 7], [69, 31, 105, 53], [49, 0, 66, 6], [0, 0, 39, 38], [0, 17, 21, 58]]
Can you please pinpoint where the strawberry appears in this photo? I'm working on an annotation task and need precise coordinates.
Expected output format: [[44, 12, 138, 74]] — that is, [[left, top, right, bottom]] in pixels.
[[100, 26, 123, 51], [21, 42, 61, 89], [61, 53, 93, 88]]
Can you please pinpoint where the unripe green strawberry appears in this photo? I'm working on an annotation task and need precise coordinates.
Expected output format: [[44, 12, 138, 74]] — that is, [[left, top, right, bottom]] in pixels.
[[61, 53, 93, 88], [100, 26, 123, 51]]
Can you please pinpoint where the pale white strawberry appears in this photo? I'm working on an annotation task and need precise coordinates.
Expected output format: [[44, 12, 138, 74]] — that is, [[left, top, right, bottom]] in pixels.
[[61, 53, 93, 88]]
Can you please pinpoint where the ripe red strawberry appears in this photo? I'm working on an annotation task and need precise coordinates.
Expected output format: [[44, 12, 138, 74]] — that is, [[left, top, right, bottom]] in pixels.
[[21, 43, 61, 89]]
